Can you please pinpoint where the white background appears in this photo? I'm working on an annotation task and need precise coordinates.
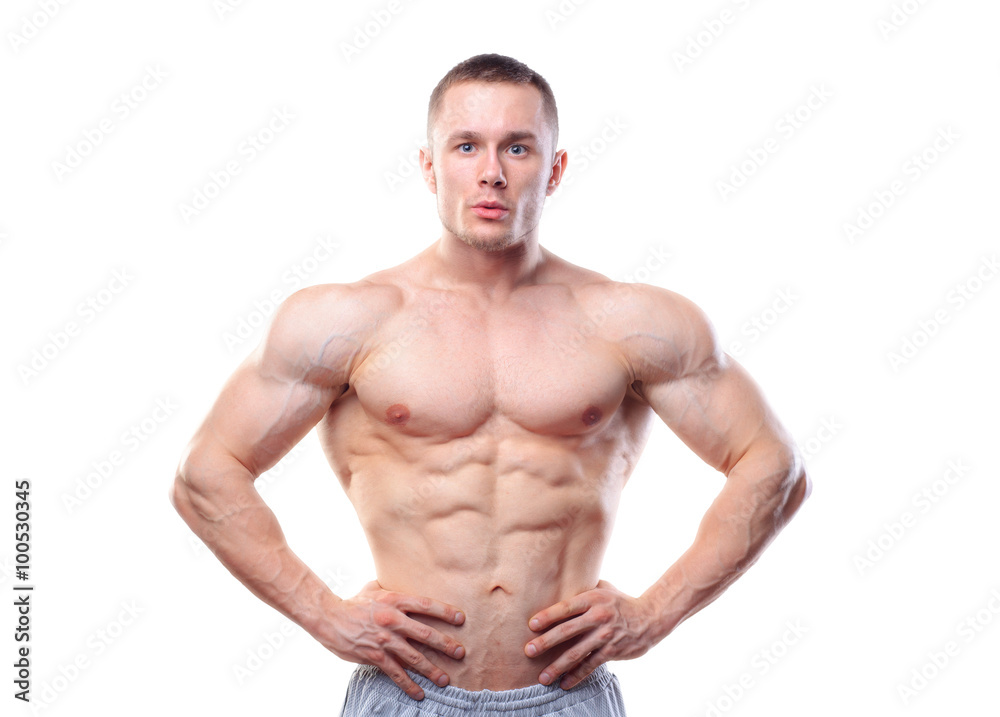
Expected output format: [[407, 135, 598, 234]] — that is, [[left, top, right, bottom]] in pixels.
[[3, 1, 999, 715]]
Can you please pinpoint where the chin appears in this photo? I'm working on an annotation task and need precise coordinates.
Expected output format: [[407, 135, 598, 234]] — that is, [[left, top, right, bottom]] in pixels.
[[462, 232, 519, 252]]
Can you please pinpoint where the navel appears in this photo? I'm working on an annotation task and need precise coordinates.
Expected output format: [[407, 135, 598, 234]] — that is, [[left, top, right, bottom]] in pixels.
[[582, 405, 603, 426], [385, 403, 410, 425]]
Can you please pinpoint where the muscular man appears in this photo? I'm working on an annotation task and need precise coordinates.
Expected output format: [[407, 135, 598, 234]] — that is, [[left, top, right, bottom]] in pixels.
[[171, 54, 811, 716]]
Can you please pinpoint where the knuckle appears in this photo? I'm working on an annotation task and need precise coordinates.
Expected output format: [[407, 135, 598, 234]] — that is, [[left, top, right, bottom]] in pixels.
[[374, 611, 397, 628], [374, 630, 392, 647], [592, 606, 613, 622]]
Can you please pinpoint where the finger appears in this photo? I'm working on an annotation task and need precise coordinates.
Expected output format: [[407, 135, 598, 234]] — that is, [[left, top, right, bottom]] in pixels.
[[559, 649, 606, 690], [528, 594, 592, 632], [525, 613, 596, 657], [376, 655, 426, 701], [537, 637, 603, 686], [391, 643, 454, 690], [399, 617, 466, 660], [390, 593, 466, 626]]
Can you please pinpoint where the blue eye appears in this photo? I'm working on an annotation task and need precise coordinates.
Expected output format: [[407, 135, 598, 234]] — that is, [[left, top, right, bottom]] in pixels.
[[459, 143, 474, 153], [509, 145, 526, 155]]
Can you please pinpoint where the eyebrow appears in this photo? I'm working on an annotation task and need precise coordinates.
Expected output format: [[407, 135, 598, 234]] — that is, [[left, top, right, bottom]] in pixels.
[[446, 130, 539, 145]]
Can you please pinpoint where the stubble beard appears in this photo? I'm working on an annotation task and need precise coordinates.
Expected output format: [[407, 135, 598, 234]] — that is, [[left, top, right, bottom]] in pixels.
[[439, 195, 544, 253]]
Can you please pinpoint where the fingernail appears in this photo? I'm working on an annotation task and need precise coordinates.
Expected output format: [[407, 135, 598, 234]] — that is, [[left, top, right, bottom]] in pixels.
[[539, 672, 551, 685], [453, 645, 465, 659], [526, 644, 537, 657], [437, 674, 449, 687], [529, 618, 539, 630], [454, 612, 465, 624]]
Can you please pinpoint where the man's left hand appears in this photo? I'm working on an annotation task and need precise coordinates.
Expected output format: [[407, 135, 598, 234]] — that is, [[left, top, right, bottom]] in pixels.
[[525, 580, 658, 689]]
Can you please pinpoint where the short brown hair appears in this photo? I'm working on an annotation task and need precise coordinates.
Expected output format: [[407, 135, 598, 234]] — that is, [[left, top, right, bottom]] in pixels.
[[426, 53, 559, 151]]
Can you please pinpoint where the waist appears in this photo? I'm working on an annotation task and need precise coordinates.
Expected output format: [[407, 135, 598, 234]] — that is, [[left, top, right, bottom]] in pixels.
[[388, 574, 594, 691], [348, 663, 617, 711]]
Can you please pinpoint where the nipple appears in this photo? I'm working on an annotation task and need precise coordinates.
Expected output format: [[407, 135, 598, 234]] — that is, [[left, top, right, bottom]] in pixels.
[[582, 406, 603, 426], [386, 403, 410, 425]]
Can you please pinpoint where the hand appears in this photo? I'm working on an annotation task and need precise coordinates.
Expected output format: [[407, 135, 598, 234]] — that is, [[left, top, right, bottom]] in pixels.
[[524, 580, 657, 689], [319, 580, 466, 700]]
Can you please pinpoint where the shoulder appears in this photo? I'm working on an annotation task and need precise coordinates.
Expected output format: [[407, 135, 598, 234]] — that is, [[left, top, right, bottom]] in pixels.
[[589, 281, 722, 385], [537, 250, 720, 377], [257, 280, 404, 387]]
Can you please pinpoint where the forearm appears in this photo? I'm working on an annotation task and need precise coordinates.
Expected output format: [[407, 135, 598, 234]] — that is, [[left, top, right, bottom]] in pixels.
[[640, 442, 809, 641], [171, 457, 339, 636]]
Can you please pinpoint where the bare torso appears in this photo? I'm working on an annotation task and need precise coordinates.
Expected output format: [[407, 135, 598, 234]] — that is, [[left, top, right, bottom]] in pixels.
[[316, 247, 656, 689]]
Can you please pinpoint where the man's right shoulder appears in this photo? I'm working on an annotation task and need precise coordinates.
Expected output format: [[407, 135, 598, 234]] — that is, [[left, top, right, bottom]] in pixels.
[[277, 279, 403, 324], [258, 280, 404, 384]]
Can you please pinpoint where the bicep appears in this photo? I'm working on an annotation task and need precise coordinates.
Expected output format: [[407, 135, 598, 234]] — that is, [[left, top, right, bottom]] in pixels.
[[641, 353, 783, 476], [621, 285, 788, 476], [182, 287, 359, 481], [191, 351, 340, 479]]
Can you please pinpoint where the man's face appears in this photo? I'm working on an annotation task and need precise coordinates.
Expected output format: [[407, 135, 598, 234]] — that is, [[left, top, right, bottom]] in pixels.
[[421, 81, 566, 252]]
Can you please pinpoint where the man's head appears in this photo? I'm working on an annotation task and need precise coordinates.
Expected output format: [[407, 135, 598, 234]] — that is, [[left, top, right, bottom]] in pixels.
[[426, 54, 559, 156], [421, 54, 567, 253]]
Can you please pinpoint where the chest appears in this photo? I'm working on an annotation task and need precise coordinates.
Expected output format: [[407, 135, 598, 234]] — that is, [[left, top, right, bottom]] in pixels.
[[350, 293, 631, 437]]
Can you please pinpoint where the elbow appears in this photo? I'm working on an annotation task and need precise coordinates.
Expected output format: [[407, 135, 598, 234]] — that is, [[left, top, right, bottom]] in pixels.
[[780, 454, 811, 523], [169, 464, 201, 526]]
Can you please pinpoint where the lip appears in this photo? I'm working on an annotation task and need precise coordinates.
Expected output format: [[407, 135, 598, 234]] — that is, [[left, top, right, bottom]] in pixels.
[[471, 201, 509, 220]]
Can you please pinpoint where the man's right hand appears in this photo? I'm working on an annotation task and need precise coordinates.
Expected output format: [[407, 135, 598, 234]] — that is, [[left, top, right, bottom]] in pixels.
[[320, 581, 466, 700]]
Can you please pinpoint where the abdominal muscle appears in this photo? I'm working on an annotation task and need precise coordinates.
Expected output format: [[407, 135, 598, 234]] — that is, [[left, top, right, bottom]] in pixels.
[[352, 462, 618, 691]]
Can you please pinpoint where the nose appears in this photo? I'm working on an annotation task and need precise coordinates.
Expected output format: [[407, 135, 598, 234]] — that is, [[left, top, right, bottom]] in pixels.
[[479, 150, 506, 188]]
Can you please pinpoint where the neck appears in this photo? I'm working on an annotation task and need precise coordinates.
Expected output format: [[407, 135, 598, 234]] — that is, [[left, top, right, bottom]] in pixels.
[[432, 233, 544, 299]]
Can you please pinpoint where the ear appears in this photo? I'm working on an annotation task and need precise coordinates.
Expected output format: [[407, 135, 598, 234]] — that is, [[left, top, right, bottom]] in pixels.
[[545, 149, 568, 197], [419, 145, 437, 194]]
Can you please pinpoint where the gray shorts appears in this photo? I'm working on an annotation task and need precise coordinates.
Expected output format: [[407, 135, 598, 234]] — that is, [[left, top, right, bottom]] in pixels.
[[339, 664, 628, 716]]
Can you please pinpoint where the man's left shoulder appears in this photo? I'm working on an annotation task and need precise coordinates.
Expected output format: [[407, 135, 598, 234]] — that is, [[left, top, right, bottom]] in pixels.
[[585, 281, 721, 383], [574, 278, 710, 335]]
